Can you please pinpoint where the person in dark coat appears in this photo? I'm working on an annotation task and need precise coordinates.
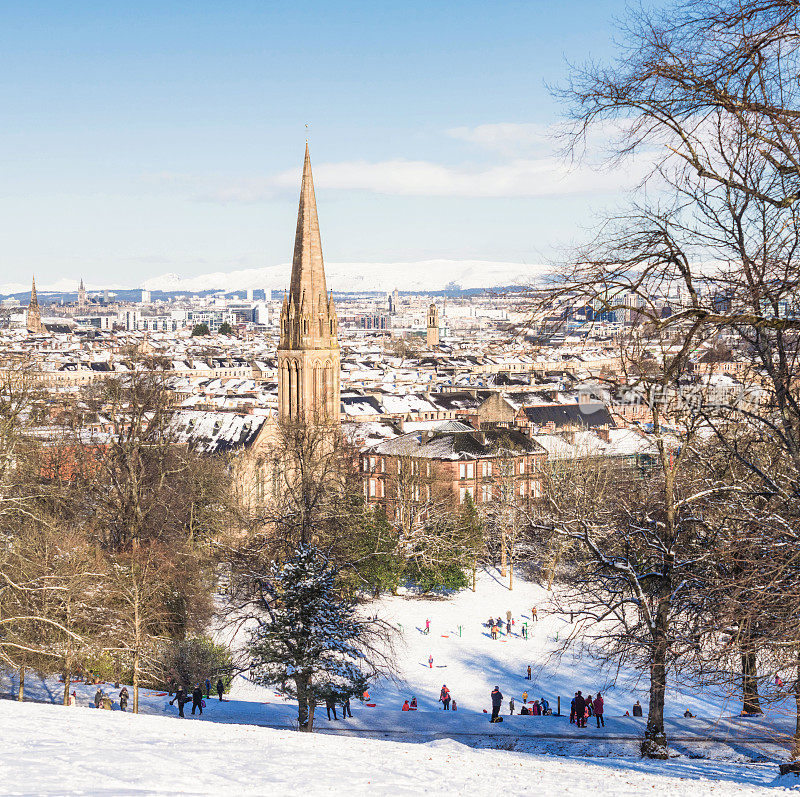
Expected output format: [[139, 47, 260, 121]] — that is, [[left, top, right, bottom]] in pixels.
[[490, 686, 503, 722], [216, 678, 225, 701], [191, 685, 203, 715], [94, 688, 103, 709], [574, 691, 586, 728], [205, 678, 211, 699], [119, 687, 130, 712], [594, 693, 604, 727], [633, 700, 643, 716], [170, 687, 188, 718], [325, 695, 338, 720], [509, 697, 515, 715], [341, 696, 352, 718], [570, 692, 577, 723], [440, 685, 451, 710]]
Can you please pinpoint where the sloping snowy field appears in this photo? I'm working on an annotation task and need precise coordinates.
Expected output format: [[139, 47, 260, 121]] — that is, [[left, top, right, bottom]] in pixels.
[[1, 699, 798, 797], [3, 570, 800, 794]]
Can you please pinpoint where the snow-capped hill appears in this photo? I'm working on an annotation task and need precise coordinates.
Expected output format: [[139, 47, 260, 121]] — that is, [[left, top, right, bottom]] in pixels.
[[140, 260, 551, 293]]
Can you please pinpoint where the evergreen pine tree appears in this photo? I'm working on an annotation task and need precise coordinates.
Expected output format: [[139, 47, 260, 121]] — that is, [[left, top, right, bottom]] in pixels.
[[248, 544, 372, 732]]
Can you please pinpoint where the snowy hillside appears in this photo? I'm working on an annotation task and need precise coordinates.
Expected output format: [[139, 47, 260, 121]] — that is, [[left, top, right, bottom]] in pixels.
[[139, 259, 550, 293], [2, 570, 799, 794]]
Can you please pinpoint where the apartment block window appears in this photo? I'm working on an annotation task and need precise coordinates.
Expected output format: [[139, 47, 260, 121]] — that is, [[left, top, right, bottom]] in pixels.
[[519, 481, 527, 497], [482, 461, 493, 477], [531, 480, 541, 498], [459, 462, 475, 479], [481, 484, 492, 503], [519, 459, 526, 475], [459, 486, 472, 504], [369, 478, 377, 498]]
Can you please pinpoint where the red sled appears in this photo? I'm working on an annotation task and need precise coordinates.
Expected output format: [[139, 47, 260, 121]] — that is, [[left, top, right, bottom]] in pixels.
[[365, 703, 377, 707]]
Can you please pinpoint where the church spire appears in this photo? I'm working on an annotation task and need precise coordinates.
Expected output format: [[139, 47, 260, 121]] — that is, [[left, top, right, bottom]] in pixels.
[[277, 145, 340, 424], [289, 143, 328, 309], [27, 276, 44, 334]]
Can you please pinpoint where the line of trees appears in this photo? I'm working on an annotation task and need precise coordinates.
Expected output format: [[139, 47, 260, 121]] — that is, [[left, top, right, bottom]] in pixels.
[[0, 364, 231, 711]]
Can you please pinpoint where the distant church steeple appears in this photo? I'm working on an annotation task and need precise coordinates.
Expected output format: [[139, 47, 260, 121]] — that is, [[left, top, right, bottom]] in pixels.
[[27, 276, 44, 334], [277, 145, 340, 423], [78, 278, 87, 309]]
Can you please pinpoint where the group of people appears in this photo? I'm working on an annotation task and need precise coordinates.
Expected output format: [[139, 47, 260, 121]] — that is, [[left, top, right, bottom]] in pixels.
[[169, 678, 226, 718], [487, 607, 538, 640], [569, 691, 605, 728], [401, 697, 418, 711], [513, 691, 550, 716], [324, 695, 353, 720]]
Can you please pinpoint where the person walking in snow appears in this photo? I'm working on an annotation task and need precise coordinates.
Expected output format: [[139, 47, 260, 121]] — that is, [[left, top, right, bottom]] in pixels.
[[341, 696, 352, 718], [325, 695, 338, 720], [531, 606, 538, 622], [119, 687, 129, 712], [521, 623, 528, 640], [526, 665, 531, 680], [506, 620, 512, 635], [216, 678, 225, 701], [440, 685, 451, 710], [69, 691, 78, 707], [170, 687, 188, 718], [574, 691, 586, 728], [428, 654, 434, 668], [205, 678, 211, 699], [490, 623, 498, 640], [509, 697, 515, 715], [586, 694, 594, 717], [593, 693, 604, 727], [632, 700, 643, 717], [425, 618, 430, 635], [506, 610, 512, 625], [490, 686, 503, 723], [522, 690, 528, 704], [569, 692, 577, 724], [191, 685, 203, 716], [94, 688, 103, 708]]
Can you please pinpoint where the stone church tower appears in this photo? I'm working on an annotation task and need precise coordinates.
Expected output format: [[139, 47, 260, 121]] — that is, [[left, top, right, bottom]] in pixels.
[[426, 302, 440, 348], [277, 145, 340, 424], [78, 278, 87, 309], [27, 276, 44, 334]]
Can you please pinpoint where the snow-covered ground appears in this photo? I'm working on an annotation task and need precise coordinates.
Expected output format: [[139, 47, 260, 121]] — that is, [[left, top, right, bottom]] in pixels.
[[1, 699, 798, 796], [3, 569, 799, 795]]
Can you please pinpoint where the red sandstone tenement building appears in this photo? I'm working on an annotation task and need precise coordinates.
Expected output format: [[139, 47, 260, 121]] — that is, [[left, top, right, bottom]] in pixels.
[[360, 424, 546, 517]]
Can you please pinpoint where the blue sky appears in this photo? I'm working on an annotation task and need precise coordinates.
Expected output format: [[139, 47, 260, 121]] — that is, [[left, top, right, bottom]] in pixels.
[[0, 0, 654, 288]]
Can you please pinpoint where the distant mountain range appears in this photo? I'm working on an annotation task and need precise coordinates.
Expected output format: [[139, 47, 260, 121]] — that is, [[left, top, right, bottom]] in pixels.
[[141, 259, 549, 293], [1, 260, 550, 297]]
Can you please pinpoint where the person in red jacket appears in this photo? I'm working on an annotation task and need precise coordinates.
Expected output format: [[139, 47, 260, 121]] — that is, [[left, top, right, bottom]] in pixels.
[[593, 693, 605, 727]]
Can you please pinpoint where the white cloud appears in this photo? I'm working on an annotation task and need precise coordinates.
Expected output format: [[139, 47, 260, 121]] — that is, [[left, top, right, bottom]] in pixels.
[[149, 120, 656, 203], [154, 154, 648, 203]]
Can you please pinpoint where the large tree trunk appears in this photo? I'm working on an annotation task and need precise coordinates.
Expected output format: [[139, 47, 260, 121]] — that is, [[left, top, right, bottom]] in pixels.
[[17, 667, 24, 701], [296, 675, 311, 732], [642, 600, 670, 759], [741, 645, 762, 715]]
